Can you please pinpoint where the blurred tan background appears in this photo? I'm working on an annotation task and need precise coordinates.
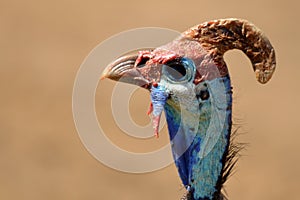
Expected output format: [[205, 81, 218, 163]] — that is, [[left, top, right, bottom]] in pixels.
[[1, 0, 299, 199]]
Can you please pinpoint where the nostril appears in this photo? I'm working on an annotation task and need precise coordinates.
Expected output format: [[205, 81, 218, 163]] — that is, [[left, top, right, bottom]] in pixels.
[[136, 57, 150, 68]]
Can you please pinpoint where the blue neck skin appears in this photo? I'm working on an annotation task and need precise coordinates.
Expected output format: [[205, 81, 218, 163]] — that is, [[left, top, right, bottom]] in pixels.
[[164, 76, 232, 200]]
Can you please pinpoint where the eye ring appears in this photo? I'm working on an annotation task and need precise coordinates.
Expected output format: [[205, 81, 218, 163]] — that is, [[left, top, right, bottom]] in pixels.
[[162, 57, 195, 83]]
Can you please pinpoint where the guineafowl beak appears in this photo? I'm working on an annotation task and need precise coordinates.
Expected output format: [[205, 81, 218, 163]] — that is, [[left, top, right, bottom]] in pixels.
[[101, 54, 152, 89], [101, 49, 167, 90]]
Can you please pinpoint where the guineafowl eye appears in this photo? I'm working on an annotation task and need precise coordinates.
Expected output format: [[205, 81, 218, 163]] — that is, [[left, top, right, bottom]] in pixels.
[[163, 57, 195, 83], [165, 61, 186, 80]]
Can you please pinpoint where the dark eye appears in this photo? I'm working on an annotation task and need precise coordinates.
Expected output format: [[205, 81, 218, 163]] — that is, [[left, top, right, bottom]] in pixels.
[[162, 57, 195, 83], [164, 61, 186, 80]]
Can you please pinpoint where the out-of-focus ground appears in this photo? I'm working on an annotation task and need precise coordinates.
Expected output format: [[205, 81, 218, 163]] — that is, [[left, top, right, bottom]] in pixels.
[[1, 0, 299, 199]]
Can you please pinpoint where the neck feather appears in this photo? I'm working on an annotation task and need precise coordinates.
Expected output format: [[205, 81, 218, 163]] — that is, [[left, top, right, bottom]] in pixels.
[[164, 76, 232, 200]]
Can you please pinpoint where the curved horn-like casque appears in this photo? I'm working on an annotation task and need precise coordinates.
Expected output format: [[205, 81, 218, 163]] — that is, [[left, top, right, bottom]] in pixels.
[[183, 18, 276, 84]]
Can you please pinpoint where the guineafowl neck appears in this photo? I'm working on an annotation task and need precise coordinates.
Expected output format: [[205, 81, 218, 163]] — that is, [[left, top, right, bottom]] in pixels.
[[164, 76, 232, 200]]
